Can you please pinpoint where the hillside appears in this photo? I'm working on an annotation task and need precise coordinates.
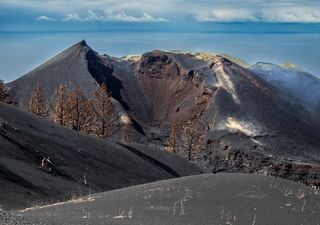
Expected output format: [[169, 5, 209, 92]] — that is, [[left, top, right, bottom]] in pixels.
[[8, 173, 320, 225], [0, 103, 202, 210]]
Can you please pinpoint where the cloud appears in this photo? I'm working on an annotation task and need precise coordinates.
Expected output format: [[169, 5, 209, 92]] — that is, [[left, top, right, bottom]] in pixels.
[[62, 11, 105, 21], [62, 14, 84, 21], [194, 9, 259, 22], [35, 15, 56, 21], [262, 8, 320, 23], [194, 7, 320, 23], [2, 0, 320, 23], [105, 11, 168, 22], [62, 10, 168, 22]]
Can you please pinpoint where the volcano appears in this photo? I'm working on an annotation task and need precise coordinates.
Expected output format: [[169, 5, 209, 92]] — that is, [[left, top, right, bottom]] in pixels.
[[7, 40, 320, 187]]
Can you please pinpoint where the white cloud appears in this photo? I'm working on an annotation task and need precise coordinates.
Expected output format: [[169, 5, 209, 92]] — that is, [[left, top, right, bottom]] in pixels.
[[86, 10, 105, 21], [261, 8, 320, 23], [2, 0, 320, 23], [35, 15, 56, 21], [62, 10, 168, 22], [105, 11, 168, 22], [62, 14, 83, 21], [194, 9, 259, 22], [194, 7, 320, 23]]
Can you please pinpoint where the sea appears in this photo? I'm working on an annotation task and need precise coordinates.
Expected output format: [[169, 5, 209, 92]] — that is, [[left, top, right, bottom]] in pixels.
[[0, 23, 320, 82]]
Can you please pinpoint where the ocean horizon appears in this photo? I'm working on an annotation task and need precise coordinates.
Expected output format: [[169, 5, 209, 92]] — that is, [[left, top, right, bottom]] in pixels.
[[1, 25, 320, 82]]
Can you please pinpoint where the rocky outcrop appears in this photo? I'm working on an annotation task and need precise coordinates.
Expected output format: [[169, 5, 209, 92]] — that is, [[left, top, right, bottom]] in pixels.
[[207, 140, 320, 187]]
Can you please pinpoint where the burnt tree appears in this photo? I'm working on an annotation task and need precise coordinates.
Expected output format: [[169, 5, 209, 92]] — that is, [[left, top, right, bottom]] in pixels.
[[28, 82, 48, 117], [66, 86, 92, 132], [92, 84, 117, 138], [51, 84, 69, 125]]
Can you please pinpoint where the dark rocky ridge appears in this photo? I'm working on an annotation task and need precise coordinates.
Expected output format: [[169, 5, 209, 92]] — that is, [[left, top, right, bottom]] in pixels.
[[7, 40, 320, 187]]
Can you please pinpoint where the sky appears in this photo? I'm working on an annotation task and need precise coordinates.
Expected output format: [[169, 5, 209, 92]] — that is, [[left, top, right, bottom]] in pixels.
[[1, 0, 320, 32], [0, 0, 319, 82]]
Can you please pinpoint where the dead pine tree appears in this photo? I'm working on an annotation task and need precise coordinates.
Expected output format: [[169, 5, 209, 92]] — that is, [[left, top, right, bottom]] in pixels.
[[120, 114, 132, 143], [66, 86, 92, 132], [51, 84, 69, 125], [0, 80, 15, 105], [122, 123, 130, 143], [182, 120, 206, 161], [28, 82, 49, 117], [165, 122, 179, 154], [92, 84, 117, 138]]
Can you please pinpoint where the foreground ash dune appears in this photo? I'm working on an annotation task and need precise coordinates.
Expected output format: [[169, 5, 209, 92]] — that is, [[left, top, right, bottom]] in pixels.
[[5, 174, 320, 225], [7, 40, 320, 186], [0, 102, 201, 210]]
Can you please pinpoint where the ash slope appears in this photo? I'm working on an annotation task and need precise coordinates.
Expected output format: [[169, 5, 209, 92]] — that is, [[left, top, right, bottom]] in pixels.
[[0, 103, 201, 210], [16, 174, 320, 225], [250, 62, 320, 121], [7, 40, 320, 186]]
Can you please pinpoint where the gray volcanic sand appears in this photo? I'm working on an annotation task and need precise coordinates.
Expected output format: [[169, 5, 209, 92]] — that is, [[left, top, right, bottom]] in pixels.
[[16, 173, 320, 225]]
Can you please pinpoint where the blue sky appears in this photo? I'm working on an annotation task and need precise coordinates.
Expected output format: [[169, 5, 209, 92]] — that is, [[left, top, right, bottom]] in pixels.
[[1, 0, 320, 31]]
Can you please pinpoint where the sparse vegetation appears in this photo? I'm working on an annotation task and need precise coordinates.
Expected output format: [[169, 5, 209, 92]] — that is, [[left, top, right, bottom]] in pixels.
[[121, 114, 132, 143], [182, 120, 206, 161], [27, 83, 119, 139], [0, 80, 15, 105], [51, 84, 68, 125], [28, 82, 49, 117], [27, 81, 209, 162], [91, 84, 117, 138], [165, 122, 178, 154], [165, 120, 207, 161], [65, 86, 92, 132]]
